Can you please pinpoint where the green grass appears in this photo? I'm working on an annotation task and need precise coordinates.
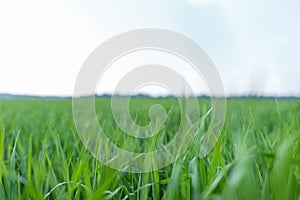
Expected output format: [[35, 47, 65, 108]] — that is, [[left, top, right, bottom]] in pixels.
[[0, 97, 299, 199]]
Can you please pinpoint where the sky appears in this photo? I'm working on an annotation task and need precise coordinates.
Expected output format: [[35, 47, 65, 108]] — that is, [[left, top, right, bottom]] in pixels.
[[0, 0, 299, 96]]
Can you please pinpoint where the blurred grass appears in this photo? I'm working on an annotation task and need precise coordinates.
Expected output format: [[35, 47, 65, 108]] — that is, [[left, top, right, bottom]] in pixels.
[[0, 97, 299, 199]]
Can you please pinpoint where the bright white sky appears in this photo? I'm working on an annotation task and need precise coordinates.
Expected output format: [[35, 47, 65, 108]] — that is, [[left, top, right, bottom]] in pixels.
[[0, 0, 299, 96]]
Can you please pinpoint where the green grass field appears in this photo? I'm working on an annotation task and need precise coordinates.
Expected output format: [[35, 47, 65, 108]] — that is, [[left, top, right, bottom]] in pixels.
[[0, 98, 299, 199]]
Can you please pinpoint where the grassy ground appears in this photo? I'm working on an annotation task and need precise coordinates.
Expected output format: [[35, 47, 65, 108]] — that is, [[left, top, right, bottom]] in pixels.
[[0, 98, 299, 199]]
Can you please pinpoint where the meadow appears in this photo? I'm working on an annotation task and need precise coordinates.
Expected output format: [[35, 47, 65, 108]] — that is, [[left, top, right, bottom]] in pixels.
[[0, 97, 299, 199]]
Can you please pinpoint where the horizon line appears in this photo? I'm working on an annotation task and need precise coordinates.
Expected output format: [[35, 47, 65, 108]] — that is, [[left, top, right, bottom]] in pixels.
[[1, 93, 300, 99]]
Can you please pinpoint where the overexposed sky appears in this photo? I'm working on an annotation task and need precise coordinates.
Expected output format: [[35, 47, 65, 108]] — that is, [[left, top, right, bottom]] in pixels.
[[0, 0, 299, 96]]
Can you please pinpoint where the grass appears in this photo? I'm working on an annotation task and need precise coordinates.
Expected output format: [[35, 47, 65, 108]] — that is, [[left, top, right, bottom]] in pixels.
[[0, 97, 299, 199]]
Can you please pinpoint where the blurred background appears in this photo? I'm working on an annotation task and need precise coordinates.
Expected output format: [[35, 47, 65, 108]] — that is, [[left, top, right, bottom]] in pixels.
[[0, 0, 299, 97]]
